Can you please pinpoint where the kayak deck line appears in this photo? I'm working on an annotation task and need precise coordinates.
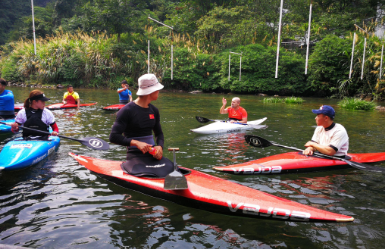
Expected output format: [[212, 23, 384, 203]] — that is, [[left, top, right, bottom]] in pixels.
[[213, 151, 385, 174], [69, 152, 354, 222]]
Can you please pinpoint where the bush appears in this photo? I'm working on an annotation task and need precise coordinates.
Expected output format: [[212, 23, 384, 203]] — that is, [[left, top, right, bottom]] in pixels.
[[308, 35, 352, 96], [338, 97, 376, 110], [285, 96, 304, 104], [263, 96, 304, 104]]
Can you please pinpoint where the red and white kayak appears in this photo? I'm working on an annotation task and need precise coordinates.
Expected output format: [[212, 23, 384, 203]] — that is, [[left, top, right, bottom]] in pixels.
[[102, 104, 125, 111], [191, 117, 267, 134], [69, 153, 354, 222], [213, 152, 385, 174], [46, 102, 97, 110]]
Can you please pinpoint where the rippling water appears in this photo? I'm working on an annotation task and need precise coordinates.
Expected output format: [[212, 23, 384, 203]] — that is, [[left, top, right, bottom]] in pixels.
[[1, 86, 385, 248]]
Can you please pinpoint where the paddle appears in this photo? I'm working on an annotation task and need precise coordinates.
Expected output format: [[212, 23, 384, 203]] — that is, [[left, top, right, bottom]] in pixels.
[[196, 116, 248, 125], [244, 135, 385, 173], [164, 148, 188, 190], [0, 121, 110, 150]]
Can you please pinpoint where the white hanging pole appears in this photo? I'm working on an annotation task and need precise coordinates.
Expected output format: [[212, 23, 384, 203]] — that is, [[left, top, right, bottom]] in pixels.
[[171, 44, 173, 80], [239, 54, 242, 81], [148, 16, 174, 79], [305, 3, 312, 75], [229, 52, 242, 81], [31, 0, 36, 55], [228, 53, 231, 81], [380, 45, 384, 79], [148, 16, 174, 30], [349, 33, 356, 79], [275, 0, 284, 78], [361, 38, 366, 80], [148, 40, 150, 74]]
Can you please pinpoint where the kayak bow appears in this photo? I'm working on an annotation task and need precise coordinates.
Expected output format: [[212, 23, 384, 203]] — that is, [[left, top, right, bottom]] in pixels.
[[0, 119, 15, 133]]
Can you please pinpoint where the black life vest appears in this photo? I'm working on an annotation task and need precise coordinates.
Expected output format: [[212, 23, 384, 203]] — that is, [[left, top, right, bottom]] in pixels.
[[23, 108, 49, 139]]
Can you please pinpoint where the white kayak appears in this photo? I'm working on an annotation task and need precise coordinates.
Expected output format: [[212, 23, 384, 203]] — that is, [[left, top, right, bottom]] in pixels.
[[191, 117, 267, 134]]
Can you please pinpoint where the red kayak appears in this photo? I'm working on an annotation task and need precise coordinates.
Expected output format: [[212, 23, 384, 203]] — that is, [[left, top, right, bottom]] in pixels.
[[213, 152, 385, 174], [14, 103, 24, 111], [102, 104, 125, 111], [46, 102, 97, 110], [69, 153, 354, 222]]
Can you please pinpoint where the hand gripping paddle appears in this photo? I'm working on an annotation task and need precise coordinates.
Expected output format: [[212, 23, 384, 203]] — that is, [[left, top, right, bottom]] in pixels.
[[0, 121, 109, 150], [245, 135, 385, 173]]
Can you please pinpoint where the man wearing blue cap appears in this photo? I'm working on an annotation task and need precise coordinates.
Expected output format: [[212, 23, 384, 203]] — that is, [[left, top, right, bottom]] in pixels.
[[303, 105, 349, 157]]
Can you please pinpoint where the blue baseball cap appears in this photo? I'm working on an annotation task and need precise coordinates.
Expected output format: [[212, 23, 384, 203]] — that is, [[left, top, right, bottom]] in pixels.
[[312, 105, 335, 119]]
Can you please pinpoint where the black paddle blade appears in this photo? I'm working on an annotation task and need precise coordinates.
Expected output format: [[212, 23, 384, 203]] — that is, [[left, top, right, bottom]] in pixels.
[[244, 135, 272, 148], [196, 116, 210, 123], [79, 137, 110, 150], [342, 158, 385, 173]]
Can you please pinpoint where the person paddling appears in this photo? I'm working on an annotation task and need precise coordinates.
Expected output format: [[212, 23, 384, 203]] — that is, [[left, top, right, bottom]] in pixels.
[[303, 105, 349, 157], [220, 97, 248, 123], [11, 90, 59, 139], [109, 74, 174, 178], [117, 80, 132, 104], [63, 85, 80, 108], [0, 78, 15, 120]]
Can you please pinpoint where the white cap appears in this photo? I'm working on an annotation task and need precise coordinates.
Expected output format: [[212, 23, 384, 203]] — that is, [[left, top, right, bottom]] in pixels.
[[136, 74, 164, 96]]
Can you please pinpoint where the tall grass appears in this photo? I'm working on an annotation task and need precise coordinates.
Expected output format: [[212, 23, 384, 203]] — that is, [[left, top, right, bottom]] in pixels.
[[338, 98, 376, 110], [263, 97, 284, 103], [263, 96, 304, 104], [0, 31, 151, 88]]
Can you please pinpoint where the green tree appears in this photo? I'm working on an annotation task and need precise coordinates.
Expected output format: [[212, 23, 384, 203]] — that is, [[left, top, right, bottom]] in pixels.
[[7, 5, 54, 42], [81, 0, 146, 42], [0, 0, 31, 44]]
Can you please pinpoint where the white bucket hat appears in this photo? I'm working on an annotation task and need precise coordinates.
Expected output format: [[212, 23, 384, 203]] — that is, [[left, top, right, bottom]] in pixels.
[[136, 74, 164, 96]]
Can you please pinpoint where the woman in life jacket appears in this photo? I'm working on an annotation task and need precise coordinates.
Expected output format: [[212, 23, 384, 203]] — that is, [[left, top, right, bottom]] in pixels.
[[109, 74, 175, 178], [11, 90, 59, 139]]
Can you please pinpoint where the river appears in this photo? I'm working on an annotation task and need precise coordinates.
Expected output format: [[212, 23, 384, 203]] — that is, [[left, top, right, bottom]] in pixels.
[[1, 86, 385, 248]]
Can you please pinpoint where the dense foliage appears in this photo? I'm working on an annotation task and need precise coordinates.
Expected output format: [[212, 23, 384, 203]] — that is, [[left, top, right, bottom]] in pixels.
[[1, 0, 385, 97], [338, 97, 376, 110]]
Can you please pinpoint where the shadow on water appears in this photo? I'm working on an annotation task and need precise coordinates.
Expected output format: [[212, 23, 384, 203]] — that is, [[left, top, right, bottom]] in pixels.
[[1, 87, 385, 248]]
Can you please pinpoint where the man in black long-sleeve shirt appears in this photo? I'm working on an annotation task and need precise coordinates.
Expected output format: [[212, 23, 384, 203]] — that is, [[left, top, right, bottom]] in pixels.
[[109, 74, 173, 177], [109, 101, 164, 156]]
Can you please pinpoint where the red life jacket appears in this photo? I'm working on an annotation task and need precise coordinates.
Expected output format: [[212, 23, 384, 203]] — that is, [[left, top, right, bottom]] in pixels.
[[65, 92, 77, 105]]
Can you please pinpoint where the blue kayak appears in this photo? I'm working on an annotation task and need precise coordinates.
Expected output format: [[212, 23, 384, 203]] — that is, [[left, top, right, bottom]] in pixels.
[[0, 136, 60, 171], [0, 119, 15, 133]]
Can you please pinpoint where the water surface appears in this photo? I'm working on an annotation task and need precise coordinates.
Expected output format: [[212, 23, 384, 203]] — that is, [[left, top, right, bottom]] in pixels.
[[1, 87, 385, 248]]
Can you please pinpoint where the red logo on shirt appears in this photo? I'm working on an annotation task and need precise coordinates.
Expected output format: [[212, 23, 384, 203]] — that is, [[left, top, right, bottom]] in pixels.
[[149, 114, 155, 119]]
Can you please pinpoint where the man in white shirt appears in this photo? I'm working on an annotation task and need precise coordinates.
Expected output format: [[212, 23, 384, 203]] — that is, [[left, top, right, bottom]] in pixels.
[[304, 105, 349, 157]]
